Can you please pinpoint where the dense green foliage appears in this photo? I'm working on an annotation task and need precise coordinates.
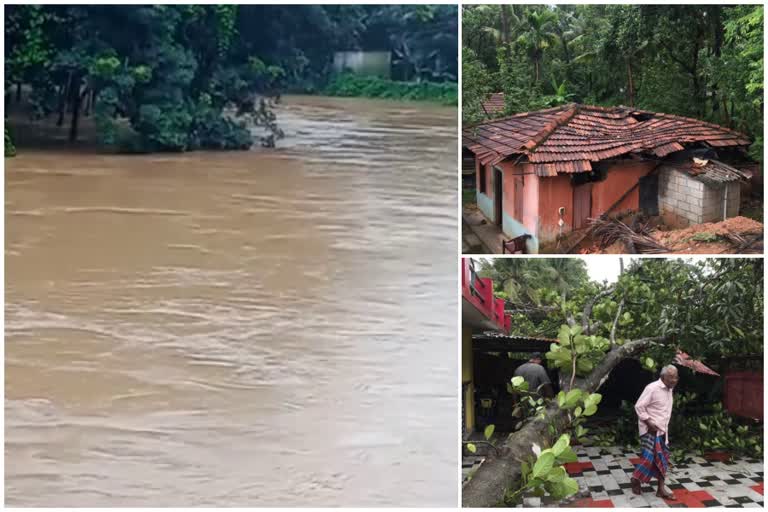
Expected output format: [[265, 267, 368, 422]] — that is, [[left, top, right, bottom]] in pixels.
[[5, 126, 16, 157], [479, 258, 589, 338], [324, 73, 457, 105], [463, 5, 763, 161], [483, 258, 763, 365], [614, 393, 763, 460], [5, 5, 457, 153]]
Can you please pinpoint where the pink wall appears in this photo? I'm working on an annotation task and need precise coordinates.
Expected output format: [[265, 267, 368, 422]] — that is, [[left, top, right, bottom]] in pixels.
[[477, 161, 494, 198], [537, 175, 573, 241], [591, 161, 656, 217], [497, 162, 540, 235]]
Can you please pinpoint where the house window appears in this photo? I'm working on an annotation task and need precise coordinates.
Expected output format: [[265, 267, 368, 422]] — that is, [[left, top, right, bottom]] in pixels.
[[479, 165, 487, 194]]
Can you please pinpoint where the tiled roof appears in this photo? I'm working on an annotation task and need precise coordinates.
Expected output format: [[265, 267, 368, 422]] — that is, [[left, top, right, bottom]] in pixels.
[[669, 158, 749, 187], [482, 92, 505, 117], [463, 104, 751, 177]]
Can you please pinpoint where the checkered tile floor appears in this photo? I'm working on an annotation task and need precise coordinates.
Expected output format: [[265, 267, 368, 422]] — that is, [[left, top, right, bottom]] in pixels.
[[523, 446, 764, 508], [463, 445, 764, 508]]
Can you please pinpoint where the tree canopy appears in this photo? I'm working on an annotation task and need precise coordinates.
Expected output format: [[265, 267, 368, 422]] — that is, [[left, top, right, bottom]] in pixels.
[[5, 5, 457, 153], [482, 257, 763, 365], [462, 5, 763, 162], [464, 257, 763, 507]]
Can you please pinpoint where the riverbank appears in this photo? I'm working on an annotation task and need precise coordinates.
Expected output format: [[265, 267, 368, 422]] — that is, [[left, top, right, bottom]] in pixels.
[[323, 74, 457, 106]]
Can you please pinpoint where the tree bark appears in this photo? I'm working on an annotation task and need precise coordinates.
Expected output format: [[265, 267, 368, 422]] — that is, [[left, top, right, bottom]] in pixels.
[[68, 83, 82, 142], [500, 6, 511, 46], [710, 6, 723, 120], [626, 60, 635, 108], [462, 336, 666, 507]]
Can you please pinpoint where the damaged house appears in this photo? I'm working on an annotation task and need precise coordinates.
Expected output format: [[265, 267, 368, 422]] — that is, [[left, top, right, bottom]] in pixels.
[[463, 103, 753, 253]]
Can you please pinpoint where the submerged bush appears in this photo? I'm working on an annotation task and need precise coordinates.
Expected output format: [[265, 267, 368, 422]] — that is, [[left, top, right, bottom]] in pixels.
[[5, 126, 16, 157], [324, 73, 457, 105]]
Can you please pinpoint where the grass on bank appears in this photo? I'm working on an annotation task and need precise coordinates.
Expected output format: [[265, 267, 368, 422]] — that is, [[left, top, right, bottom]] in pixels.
[[324, 73, 457, 106]]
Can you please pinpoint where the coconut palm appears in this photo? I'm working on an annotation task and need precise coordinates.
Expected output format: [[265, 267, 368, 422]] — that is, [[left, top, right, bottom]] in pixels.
[[515, 9, 559, 82]]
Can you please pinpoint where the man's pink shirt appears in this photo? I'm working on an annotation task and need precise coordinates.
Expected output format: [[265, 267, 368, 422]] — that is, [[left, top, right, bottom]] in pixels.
[[634, 378, 674, 444]]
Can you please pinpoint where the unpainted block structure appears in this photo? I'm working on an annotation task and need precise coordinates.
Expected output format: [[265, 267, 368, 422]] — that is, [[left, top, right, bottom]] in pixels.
[[659, 167, 741, 226]]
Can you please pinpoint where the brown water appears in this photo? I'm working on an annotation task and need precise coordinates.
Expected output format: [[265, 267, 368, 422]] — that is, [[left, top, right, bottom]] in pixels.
[[5, 96, 458, 506]]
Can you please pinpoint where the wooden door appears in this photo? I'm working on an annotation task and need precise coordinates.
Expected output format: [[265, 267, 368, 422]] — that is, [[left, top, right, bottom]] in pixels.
[[493, 168, 503, 225], [573, 182, 593, 230], [513, 175, 524, 221]]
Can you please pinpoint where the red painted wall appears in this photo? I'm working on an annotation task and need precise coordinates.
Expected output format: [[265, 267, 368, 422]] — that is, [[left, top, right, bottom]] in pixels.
[[590, 161, 656, 217], [724, 371, 763, 420], [537, 174, 573, 241], [497, 162, 541, 236]]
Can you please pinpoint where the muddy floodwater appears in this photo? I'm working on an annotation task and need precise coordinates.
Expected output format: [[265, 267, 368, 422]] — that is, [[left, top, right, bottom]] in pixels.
[[5, 96, 458, 506]]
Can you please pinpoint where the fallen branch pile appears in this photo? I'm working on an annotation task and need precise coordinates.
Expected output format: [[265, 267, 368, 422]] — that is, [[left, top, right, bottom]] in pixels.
[[722, 230, 763, 254], [589, 217, 670, 254]]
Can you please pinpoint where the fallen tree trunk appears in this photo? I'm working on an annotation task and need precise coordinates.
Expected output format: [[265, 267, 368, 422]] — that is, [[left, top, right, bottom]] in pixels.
[[461, 336, 665, 507]]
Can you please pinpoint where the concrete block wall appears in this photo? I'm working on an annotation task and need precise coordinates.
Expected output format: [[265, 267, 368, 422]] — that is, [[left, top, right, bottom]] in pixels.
[[659, 168, 706, 225], [659, 168, 742, 225], [726, 182, 741, 218]]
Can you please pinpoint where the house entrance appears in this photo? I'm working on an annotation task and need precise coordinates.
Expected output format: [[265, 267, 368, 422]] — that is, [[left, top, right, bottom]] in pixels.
[[493, 167, 503, 226], [573, 182, 593, 229]]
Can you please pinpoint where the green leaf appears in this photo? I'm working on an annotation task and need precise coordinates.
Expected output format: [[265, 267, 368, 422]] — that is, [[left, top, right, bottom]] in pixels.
[[565, 389, 583, 408], [546, 465, 567, 483], [583, 404, 597, 416], [587, 393, 603, 406], [511, 376, 525, 387], [574, 406, 582, 417], [552, 434, 570, 456], [569, 325, 583, 337], [557, 391, 566, 407], [467, 443, 477, 453], [532, 451, 555, 479], [576, 358, 593, 373], [484, 424, 495, 440], [562, 476, 579, 496], [521, 460, 530, 478], [556, 446, 578, 463]]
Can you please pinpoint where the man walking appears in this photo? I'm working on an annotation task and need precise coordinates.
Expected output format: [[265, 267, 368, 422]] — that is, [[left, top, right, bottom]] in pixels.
[[513, 352, 553, 398], [630, 364, 679, 499]]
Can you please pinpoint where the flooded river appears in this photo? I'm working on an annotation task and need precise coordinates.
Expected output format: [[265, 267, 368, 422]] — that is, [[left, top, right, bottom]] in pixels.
[[5, 96, 458, 506]]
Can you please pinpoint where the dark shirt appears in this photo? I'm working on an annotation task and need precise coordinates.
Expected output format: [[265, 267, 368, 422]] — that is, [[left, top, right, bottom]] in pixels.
[[513, 362, 551, 393]]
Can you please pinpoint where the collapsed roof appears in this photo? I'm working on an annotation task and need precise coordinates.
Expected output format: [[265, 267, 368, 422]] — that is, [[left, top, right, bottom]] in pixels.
[[463, 103, 751, 177], [665, 158, 750, 188]]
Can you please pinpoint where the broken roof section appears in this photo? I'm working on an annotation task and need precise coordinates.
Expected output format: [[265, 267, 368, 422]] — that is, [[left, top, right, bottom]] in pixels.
[[482, 92, 505, 117], [667, 158, 750, 188], [463, 103, 751, 177]]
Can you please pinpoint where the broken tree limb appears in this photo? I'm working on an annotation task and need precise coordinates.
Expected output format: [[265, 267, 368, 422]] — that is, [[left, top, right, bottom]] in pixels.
[[461, 336, 666, 508], [565, 182, 642, 254], [582, 287, 615, 334], [590, 217, 670, 254], [610, 298, 625, 347]]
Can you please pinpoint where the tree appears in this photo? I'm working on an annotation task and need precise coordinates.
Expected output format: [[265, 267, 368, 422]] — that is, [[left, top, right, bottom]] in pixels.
[[6, 5, 458, 153], [515, 9, 558, 82], [463, 258, 762, 507], [461, 4, 763, 162]]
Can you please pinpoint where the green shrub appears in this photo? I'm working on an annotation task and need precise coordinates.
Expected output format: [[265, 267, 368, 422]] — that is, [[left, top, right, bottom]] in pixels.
[[324, 73, 457, 105], [5, 126, 16, 157]]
